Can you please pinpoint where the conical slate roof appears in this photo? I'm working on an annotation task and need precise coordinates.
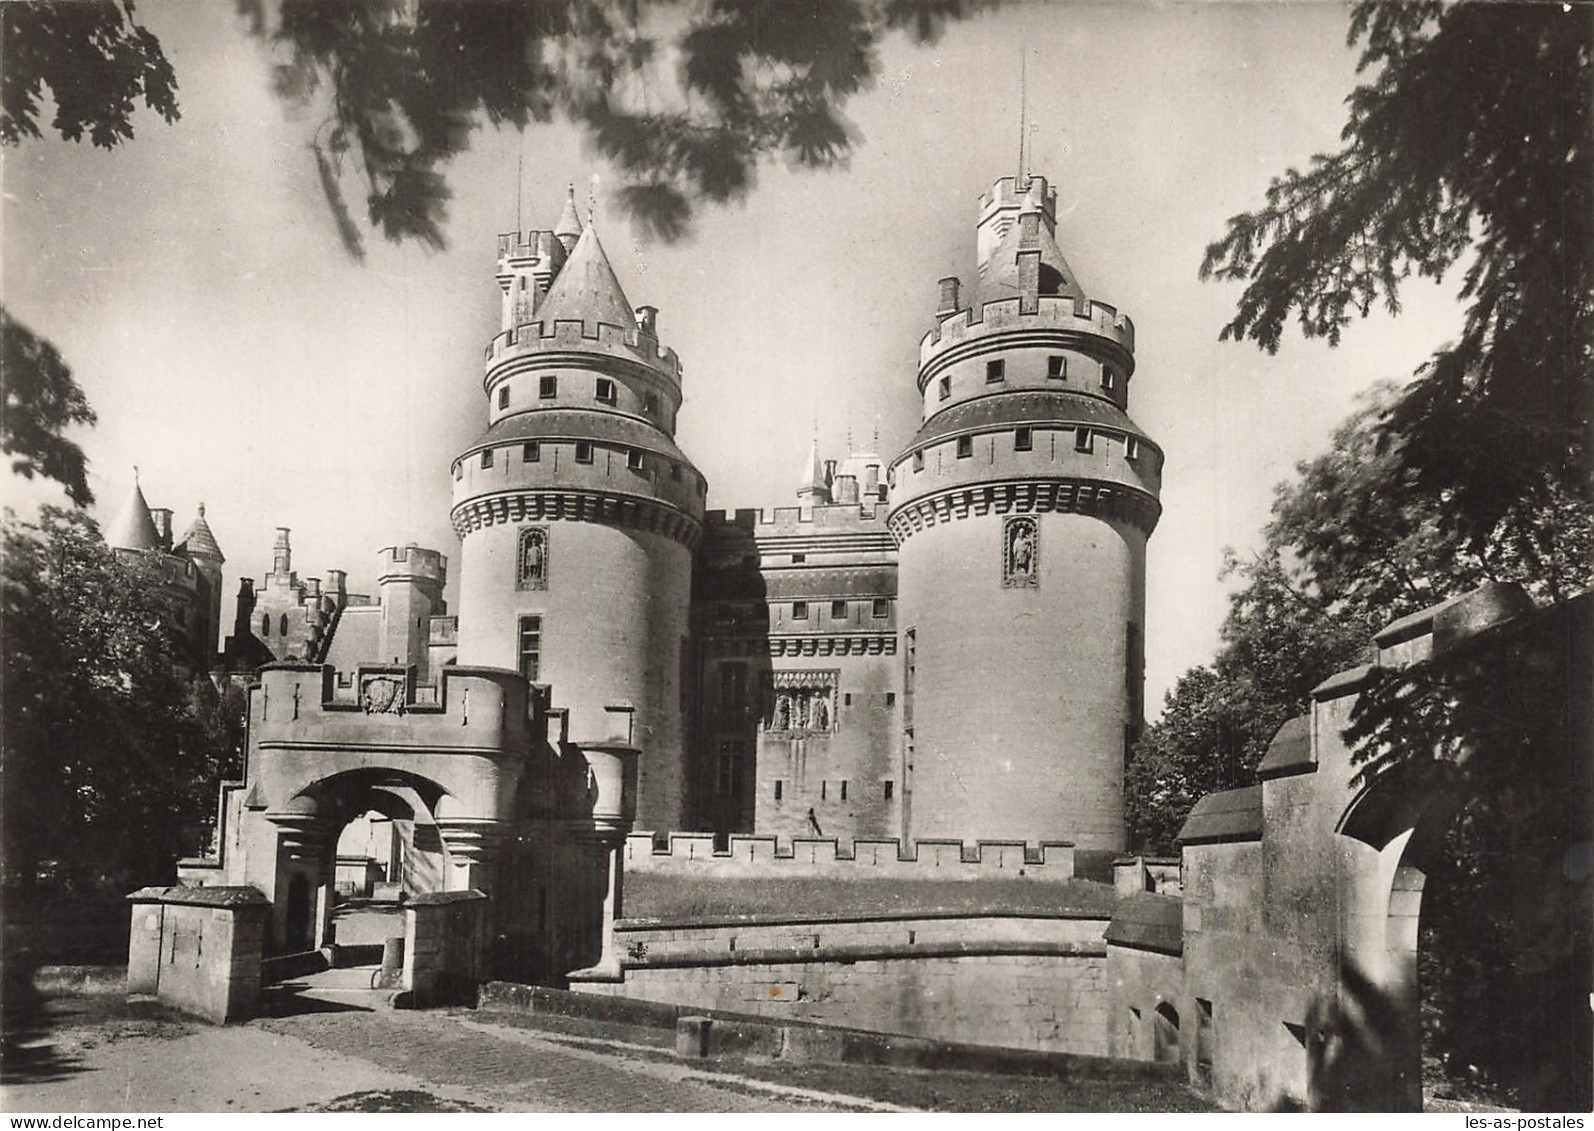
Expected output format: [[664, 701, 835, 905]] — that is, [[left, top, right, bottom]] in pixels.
[[796, 439, 826, 498], [536, 224, 636, 331], [553, 184, 584, 242], [176, 503, 224, 562], [976, 214, 1084, 305], [106, 478, 160, 552]]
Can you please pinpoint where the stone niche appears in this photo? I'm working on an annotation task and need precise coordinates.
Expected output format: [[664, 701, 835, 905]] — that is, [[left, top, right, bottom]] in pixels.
[[763, 670, 839, 734]]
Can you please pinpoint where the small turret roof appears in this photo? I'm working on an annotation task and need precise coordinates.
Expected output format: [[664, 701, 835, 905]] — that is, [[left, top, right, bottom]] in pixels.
[[537, 223, 636, 331], [796, 439, 826, 498], [107, 477, 160, 552], [554, 184, 584, 241], [976, 213, 1084, 305], [176, 503, 224, 563]]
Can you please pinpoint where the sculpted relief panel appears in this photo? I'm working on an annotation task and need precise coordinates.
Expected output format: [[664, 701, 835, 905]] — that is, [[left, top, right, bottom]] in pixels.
[[764, 670, 839, 734]]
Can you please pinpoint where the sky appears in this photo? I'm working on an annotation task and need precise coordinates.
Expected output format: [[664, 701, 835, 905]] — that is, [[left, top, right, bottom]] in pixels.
[[3, 0, 1467, 708]]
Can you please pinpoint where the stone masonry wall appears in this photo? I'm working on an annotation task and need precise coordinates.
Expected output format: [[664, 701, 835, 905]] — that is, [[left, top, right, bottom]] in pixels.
[[575, 911, 1111, 1056]]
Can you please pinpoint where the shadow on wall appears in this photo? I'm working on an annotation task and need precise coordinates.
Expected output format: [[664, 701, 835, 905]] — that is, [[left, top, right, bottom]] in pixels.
[[1289, 957, 1412, 1112]]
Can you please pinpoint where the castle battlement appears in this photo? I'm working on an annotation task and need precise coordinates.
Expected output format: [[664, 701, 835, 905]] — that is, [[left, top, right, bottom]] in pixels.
[[978, 174, 1056, 221], [484, 318, 681, 379], [704, 504, 891, 535], [250, 663, 533, 748], [625, 831, 1075, 881], [496, 228, 560, 263], [377, 543, 447, 585], [921, 294, 1135, 367]]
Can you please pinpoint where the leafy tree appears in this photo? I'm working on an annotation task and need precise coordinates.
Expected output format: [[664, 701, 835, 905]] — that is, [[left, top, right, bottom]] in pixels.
[[0, 0, 178, 148], [1200, 1, 1592, 551], [1, 506, 219, 890], [250, 0, 974, 250], [1126, 384, 1592, 851], [1, 307, 98, 507]]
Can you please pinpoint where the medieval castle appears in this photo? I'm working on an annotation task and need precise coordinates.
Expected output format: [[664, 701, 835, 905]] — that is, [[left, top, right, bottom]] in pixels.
[[115, 171, 1160, 856], [115, 173, 1585, 1111]]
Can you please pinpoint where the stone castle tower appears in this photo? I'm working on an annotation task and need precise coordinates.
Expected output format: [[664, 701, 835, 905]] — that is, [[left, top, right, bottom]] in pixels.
[[450, 189, 705, 831], [886, 175, 1163, 850]]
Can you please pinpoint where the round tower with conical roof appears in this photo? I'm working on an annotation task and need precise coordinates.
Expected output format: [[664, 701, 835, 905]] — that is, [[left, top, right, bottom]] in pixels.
[[452, 200, 705, 831], [886, 174, 1163, 851]]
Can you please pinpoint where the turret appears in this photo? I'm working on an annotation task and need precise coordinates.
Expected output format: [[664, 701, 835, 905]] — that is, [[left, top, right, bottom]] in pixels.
[[886, 173, 1164, 851], [176, 502, 226, 665], [377, 543, 447, 682], [452, 193, 706, 832], [271, 527, 292, 578], [107, 474, 160, 552]]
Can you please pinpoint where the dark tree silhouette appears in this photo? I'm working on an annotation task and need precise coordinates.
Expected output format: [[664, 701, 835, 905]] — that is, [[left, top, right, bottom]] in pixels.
[[249, 0, 975, 251], [0, 0, 178, 148], [1, 307, 97, 507], [1200, 1, 1593, 551]]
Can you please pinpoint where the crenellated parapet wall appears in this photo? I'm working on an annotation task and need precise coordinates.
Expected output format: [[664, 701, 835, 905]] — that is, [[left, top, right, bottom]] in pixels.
[[921, 295, 1135, 377], [624, 831, 1074, 881], [485, 318, 681, 385]]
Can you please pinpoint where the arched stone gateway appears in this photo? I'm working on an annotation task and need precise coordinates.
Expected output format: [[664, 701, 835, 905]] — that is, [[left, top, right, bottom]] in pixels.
[[175, 662, 638, 1000], [1114, 586, 1592, 1112]]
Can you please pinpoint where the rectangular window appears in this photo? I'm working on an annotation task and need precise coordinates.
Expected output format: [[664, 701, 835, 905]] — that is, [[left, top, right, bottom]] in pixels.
[[792, 553, 806, 564], [627, 448, 644, 471], [670, 462, 681, 480], [1126, 436, 1141, 460], [792, 600, 809, 620], [480, 449, 494, 469], [645, 393, 659, 415], [1015, 427, 1033, 451], [885, 691, 896, 707], [912, 450, 924, 472], [884, 780, 894, 801], [524, 441, 540, 462], [774, 780, 783, 801], [872, 597, 889, 618], [596, 377, 617, 405], [497, 386, 510, 409], [821, 781, 827, 801], [1102, 367, 1116, 391], [575, 441, 594, 464], [517, 615, 541, 681], [1075, 428, 1093, 453], [831, 600, 847, 620], [539, 375, 557, 399], [956, 436, 973, 459], [938, 375, 951, 401], [1047, 355, 1066, 380], [840, 780, 848, 801], [843, 692, 852, 707], [986, 359, 1005, 383], [453, 463, 463, 480]]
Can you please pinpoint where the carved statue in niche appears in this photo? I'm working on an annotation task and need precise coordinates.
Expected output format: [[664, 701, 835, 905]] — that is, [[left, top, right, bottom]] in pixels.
[[1003, 515, 1039, 588], [516, 525, 549, 591], [809, 693, 830, 731], [772, 694, 791, 731]]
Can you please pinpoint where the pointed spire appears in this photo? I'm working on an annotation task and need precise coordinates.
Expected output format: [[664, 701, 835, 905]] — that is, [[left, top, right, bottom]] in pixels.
[[176, 502, 224, 563], [536, 223, 637, 331], [107, 473, 160, 552], [796, 439, 828, 503], [554, 183, 583, 253]]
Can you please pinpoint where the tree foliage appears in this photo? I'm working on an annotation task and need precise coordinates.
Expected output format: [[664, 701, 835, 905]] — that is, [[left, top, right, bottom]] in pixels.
[[1125, 385, 1593, 852], [1, 307, 98, 507], [244, 0, 973, 251], [1, 507, 221, 890], [1200, 1, 1593, 549], [0, 0, 178, 148]]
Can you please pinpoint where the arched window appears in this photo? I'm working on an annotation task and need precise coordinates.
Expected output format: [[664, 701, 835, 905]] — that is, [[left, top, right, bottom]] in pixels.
[[279, 613, 289, 636], [1153, 1002, 1181, 1064], [261, 614, 270, 637]]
